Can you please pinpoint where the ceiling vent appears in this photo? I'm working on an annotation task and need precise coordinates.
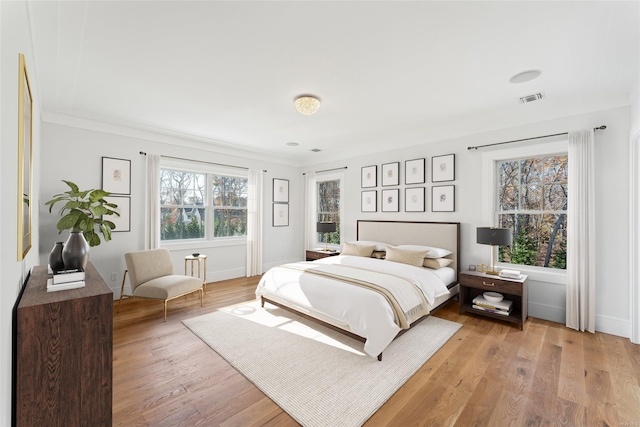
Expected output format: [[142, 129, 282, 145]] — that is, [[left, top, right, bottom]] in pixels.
[[310, 148, 322, 152], [519, 92, 545, 104]]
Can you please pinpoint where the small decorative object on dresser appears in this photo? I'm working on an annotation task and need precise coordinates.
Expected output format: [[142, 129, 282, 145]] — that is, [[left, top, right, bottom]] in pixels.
[[458, 270, 528, 330]]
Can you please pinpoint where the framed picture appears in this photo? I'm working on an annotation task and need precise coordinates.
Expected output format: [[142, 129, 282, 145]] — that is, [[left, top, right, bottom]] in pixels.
[[273, 178, 289, 203], [405, 187, 425, 212], [361, 190, 377, 212], [17, 54, 33, 260], [102, 157, 131, 195], [381, 189, 399, 212], [273, 203, 289, 227], [381, 162, 399, 186], [432, 154, 455, 182], [432, 185, 455, 212], [361, 165, 377, 188], [405, 158, 425, 185], [104, 196, 131, 232]]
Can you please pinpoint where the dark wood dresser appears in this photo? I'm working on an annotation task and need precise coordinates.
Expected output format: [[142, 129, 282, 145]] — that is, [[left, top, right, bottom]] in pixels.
[[15, 262, 113, 426]]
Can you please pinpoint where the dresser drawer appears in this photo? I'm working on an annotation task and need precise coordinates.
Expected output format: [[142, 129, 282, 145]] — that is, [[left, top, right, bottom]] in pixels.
[[459, 274, 523, 295]]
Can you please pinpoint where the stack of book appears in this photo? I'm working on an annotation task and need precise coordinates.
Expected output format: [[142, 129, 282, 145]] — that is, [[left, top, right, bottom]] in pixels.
[[472, 295, 513, 316], [47, 267, 86, 292]]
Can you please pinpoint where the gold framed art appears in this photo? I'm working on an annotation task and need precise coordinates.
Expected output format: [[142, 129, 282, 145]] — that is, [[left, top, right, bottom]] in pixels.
[[17, 53, 33, 260]]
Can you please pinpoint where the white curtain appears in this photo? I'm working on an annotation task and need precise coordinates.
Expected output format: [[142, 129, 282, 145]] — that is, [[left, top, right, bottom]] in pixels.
[[304, 172, 317, 250], [145, 153, 161, 249], [566, 129, 596, 332], [246, 169, 264, 276]]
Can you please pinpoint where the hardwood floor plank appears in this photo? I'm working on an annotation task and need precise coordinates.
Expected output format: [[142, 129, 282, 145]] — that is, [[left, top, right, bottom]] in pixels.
[[112, 276, 640, 426]]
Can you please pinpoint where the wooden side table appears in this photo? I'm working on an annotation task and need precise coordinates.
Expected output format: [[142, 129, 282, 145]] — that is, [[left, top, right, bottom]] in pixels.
[[185, 254, 207, 292], [458, 270, 528, 330], [305, 249, 340, 261]]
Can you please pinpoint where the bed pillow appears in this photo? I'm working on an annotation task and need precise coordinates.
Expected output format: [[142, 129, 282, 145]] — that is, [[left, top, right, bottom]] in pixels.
[[396, 244, 452, 259], [347, 240, 389, 252], [423, 257, 454, 269], [384, 246, 429, 267], [341, 242, 376, 257]]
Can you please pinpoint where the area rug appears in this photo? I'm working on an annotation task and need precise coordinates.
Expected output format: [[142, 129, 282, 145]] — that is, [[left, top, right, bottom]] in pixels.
[[183, 300, 461, 427]]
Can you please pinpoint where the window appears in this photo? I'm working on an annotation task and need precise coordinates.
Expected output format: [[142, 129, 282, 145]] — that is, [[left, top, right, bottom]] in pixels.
[[496, 154, 568, 269], [160, 167, 247, 242], [316, 176, 341, 246]]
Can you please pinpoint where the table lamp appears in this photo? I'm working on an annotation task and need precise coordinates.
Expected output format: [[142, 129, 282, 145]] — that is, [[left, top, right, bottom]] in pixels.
[[476, 227, 512, 275], [317, 221, 337, 251]]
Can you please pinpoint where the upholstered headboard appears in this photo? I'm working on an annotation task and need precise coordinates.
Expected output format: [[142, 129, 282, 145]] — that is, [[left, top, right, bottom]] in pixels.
[[356, 220, 460, 280]]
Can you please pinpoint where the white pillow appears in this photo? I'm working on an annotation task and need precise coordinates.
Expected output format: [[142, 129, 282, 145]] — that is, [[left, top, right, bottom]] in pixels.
[[423, 258, 454, 269], [348, 240, 389, 252], [384, 246, 429, 267], [396, 244, 452, 259], [341, 242, 376, 257]]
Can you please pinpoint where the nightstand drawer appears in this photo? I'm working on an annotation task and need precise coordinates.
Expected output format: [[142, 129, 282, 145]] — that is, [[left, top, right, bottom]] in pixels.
[[459, 274, 522, 295]]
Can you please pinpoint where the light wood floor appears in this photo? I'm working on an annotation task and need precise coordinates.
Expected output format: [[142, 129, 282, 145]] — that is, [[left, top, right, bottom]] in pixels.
[[113, 276, 640, 426]]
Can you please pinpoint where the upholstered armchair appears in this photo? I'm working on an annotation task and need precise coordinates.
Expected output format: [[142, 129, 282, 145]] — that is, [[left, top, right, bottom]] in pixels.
[[118, 248, 203, 321]]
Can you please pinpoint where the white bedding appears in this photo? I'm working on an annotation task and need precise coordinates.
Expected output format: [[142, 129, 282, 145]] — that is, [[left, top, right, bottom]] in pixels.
[[255, 255, 451, 358]]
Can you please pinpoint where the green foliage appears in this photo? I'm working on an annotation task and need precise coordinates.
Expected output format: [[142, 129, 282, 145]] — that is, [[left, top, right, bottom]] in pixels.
[[509, 229, 539, 266], [45, 180, 119, 247], [551, 240, 567, 269]]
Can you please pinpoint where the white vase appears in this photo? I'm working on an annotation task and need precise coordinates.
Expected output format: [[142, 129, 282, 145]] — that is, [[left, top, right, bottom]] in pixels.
[[62, 231, 90, 270]]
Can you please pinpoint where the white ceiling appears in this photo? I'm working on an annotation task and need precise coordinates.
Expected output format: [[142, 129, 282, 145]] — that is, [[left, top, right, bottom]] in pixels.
[[27, 1, 639, 165]]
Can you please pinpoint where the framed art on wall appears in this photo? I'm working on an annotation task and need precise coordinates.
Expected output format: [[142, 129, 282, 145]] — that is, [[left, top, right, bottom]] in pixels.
[[104, 196, 131, 232], [432, 185, 455, 212], [381, 189, 399, 212], [273, 178, 289, 203], [405, 187, 425, 212], [381, 162, 399, 186], [17, 54, 33, 260], [361, 190, 377, 212], [273, 203, 289, 227], [361, 165, 377, 188], [102, 157, 131, 195], [405, 158, 425, 185], [432, 154, 455, 182]]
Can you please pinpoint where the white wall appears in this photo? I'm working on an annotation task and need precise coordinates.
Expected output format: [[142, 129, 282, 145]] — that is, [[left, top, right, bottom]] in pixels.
[[39, 122, 302, 297], [303, 106, 631, 338], [1, 1, 42, 425]]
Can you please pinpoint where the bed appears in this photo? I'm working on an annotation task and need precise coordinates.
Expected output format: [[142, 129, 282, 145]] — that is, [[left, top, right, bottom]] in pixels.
[[256, 220, 460, 360]]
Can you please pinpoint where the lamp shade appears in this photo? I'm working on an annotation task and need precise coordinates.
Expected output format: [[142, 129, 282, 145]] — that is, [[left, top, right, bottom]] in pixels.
[[477, 227, 512, 246], [317, 222, 336, 233]]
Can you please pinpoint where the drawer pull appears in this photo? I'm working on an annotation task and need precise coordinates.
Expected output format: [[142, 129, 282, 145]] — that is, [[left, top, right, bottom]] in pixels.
[[482, 281, 495, 287]]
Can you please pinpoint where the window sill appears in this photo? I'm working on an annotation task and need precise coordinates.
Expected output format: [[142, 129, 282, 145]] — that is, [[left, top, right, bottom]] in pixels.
[[496, 263, 567, 285], [161, 238, 247, 251]]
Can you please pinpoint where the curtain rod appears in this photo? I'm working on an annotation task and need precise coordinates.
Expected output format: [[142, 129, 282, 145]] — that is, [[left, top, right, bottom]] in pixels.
[[139, 151, 266, 172], [467, 125, 607, 151], [303, 166, 348, 175]]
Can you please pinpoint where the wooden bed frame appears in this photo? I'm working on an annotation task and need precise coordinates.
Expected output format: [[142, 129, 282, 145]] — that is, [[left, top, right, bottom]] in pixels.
[[261, 220, 461, 361]]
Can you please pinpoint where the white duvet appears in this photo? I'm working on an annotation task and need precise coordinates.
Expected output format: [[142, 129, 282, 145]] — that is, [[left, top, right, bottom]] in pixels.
[[255, 255, 451, 358]]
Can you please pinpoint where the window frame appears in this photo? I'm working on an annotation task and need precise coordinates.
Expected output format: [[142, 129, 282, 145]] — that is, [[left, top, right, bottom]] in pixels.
[[159, 158, 248, 249], [314, 171, 344, 250], [482, 139, 568, 284]]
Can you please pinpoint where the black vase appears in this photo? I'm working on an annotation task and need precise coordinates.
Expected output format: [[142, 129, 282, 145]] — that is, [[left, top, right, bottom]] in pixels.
[[62, 231, 90, 270], [48, 242, 65, 272]]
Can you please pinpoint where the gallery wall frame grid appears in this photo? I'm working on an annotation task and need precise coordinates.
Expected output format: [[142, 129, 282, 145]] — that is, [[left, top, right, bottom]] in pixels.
[[405, 158, 425, 185], [102, 157, 131, 195], [361, 190, 377, 212], [405, 187, 426, 212], [432, 154, 455, 182], [361, 165, 377, 188], [381, 188, 400, 212], [432, 185, 455, 212], [381, 162, 400, 186]]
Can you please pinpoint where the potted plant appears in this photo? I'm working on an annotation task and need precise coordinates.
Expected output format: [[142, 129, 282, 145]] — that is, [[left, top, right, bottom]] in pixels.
[[45, 180, 119, 270]]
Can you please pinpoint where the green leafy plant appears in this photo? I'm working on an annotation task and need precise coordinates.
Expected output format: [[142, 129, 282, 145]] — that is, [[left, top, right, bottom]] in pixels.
[[45, 180, 119, 247]]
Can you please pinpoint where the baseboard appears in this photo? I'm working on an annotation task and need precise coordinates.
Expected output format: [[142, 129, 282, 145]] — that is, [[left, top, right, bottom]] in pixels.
[[595, 314, 630, 339], [529, 301, 566, 324]]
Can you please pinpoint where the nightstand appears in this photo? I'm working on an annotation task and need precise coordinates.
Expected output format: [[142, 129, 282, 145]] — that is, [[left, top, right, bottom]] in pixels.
[[458, 270, 528, 330], [305, 249, 340, 261]]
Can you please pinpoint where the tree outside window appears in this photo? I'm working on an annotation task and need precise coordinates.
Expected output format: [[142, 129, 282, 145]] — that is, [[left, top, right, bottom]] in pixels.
[[212, 175, 248, 238], [317, 179, 340, 245], [497, 155, 568, 269]]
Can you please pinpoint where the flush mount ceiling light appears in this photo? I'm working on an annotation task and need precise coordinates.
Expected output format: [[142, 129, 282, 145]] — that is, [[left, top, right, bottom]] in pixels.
[[509, 69, 542, 84], [294, 95, 320, 115], [286, 142, 299, 147]]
